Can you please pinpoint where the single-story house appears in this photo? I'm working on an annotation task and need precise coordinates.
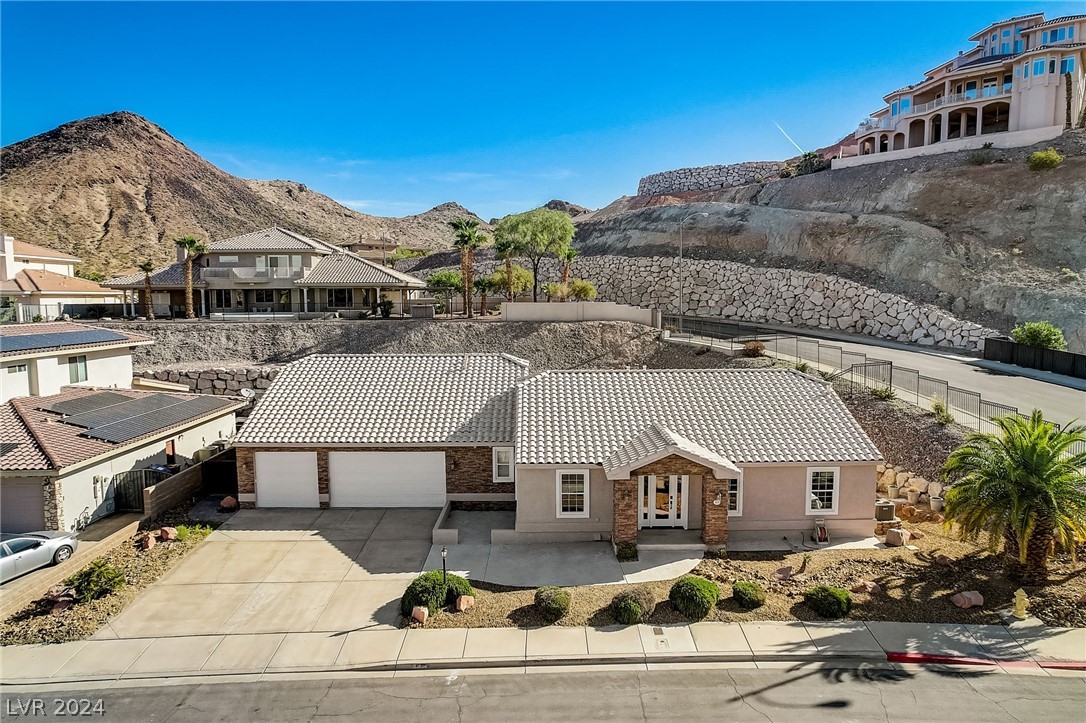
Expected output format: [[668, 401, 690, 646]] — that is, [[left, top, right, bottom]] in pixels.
[[0, 322, 154, 403], [233, 354, 883, 549], [0, 387, 244, 533]]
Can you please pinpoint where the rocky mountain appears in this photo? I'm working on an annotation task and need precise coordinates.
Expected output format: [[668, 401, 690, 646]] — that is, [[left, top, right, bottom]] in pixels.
[[574, 132, 1086, 351], [0, 112, 487, 274], [543, 199, 593, 218]]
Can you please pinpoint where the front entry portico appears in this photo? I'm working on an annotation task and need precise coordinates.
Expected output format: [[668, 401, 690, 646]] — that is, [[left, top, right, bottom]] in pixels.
[[639, 474, 689, 529]]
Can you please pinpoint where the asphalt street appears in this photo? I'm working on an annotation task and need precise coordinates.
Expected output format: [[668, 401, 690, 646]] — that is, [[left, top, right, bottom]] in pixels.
[[3, 666, 1084, 722]]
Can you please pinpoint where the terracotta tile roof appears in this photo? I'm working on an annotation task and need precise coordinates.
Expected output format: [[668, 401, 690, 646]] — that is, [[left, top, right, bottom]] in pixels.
[[295, 252, 426, 288], [11, 240, 80, 262], [235, 354, 530, 446], [211, 227, 339, 253], [0, 322, 153, 358], [4, 269, 117, 295], [0, 387, 243, 472], [106, 261, 204, 288], [516, 368, 882, 466]]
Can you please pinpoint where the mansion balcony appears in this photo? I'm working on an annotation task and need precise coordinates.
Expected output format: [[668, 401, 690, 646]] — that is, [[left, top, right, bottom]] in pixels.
[[856, 86, 1012, 137], [201, 267, 307, 284]]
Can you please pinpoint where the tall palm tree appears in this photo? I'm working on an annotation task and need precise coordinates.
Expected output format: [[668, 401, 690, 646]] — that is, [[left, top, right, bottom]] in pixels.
[[560, 247, 578, 297], [448, 218, 487, 318], [942, 410, 1086, 584], [174, 235, 208, 319], [493, 233, 518, 302], [473, 276, 496, 316], [137, 260, 156, 320]]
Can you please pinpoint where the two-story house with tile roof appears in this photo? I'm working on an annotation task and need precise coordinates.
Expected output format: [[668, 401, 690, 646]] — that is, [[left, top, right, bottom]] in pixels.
[[842, 12, 1084, 167], [0, 234, 122, 322], [106, 227, 425, 319]]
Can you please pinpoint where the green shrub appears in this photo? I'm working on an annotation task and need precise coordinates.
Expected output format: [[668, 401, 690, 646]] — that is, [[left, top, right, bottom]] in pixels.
[[731, 581, 767, 610], [31, 314, 43, 322], [742, 340, 766, 358], [615, 542, 638, 562], [794, 361, 810, 374], [544, 282, 569, 301], [668, 576, 720, 620], [568, 278, 598, 301], [610, 589, 657, 624], [534, 586, 571, 622], [804, 585, 852, 618], [870, 386, 896, 400], [1011, 321, 1068, 351], [425, 269, 464, 293], [931, 396, 955, 426], [794, 151, 830, 177], [967, 149, 993, 166], [1028, 147, 1064, 170], [66, 560, 125, 603], [400, 570, 473, 616]]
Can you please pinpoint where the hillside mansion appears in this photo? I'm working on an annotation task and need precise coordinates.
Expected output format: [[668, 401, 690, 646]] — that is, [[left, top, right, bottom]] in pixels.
[[850, 12, 1084, 164]]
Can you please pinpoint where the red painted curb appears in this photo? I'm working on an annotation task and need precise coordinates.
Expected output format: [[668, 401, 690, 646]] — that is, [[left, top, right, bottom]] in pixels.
[[1037, 661, 1086, 671], [887, 652, 1086, 670]]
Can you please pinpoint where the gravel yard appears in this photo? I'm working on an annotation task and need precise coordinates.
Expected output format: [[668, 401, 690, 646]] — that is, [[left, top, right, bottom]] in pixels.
[[418, 521, 1086, 630]]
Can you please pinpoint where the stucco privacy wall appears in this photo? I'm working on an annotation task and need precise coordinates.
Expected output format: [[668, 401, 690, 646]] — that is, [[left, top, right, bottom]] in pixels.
[[638, 161, 785, 195], [400, 255, 996, 351]]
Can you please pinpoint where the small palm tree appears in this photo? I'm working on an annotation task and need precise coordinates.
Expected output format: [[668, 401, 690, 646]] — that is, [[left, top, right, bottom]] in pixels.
[[137, 260, 156, 320], [560, 247, 578, 292], [942, 410, 1086, 584], [174, 235, 208, 319], [493, 233, 518, 303], [473, 276, 496, 316], [448, 218, 487, 318]]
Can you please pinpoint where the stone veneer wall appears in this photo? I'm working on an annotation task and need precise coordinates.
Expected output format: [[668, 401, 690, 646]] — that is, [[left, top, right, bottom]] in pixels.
[[637, 161, 785, 195], [399, 255, 997, 351], [137, 366, 279, 401]]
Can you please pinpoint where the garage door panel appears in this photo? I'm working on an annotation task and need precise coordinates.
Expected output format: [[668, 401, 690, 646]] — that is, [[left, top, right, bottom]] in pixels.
[[329, 452, 445, 507], [1, 479, 45, 532], [255, 451, 319, 508]]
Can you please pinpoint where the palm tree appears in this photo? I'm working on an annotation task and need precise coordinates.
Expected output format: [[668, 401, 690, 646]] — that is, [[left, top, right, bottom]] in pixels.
[[942, 410, 1086, 585], [137, 261, 156, 320], [473, 276, 496, 316], [560, 247, 578, 293], [174, 235, 208, 319], [493, 233, 518, 303], [448, 218, 487, 318]]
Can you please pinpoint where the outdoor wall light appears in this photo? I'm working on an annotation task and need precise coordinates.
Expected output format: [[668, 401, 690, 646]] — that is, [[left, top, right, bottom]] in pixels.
[[713, 492, 723, 506], [441, 546, 448, 584]]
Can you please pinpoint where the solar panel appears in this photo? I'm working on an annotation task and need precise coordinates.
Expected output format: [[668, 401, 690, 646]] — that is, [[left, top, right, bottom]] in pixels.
[[60, 394, 180, 429], [40, 391, 134, 416], [82, 397, 231, 444], [0, 329, 127, 353]]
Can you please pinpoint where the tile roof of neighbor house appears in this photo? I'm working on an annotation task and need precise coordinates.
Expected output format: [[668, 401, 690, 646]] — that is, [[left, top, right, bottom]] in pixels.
[[0, 387, 243, 472], [295, 252, 426, 288], [0, 322, 153, 358], [1024, 14, 1085, 30], [2, 269, 117, 295], [968, 13, 1045, 40], [602, 422, 743, 480], [210, 227, 340, 253], [11, 240, 81, 262], [956, 52, 1019, 70], [106, 261, 205, 288], [234, 354, 531, 446], [516, 368, 882, 466]]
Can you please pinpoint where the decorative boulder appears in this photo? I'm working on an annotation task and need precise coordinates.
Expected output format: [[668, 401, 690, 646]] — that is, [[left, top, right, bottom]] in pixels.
[[935, 554, 954, 566], [774, 565, 794, 581], [140, 534, 156, 550], [455, 595, 475, 612], [411, 605, 429, 624], [907, 477, 929, 493], [1077, 593, 1086, 605], [850, 581, 881, 595], [44, 585, 74, 602], [909, 529, 925, 540], [219, 496, 239, 512], [895, 471, 911, 486], [159, 527, 178, 541], [885, 528, 910, 547], [51, 599, 74, 615], [927, 481, 944, 499], [950, 591, 984, 609]]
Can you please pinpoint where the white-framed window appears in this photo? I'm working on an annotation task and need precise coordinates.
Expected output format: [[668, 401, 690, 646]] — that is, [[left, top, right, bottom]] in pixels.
[[806, 467, 840, 515], [493, 447, 513, 483], [555, 469, 589, 518], [727, 478, 743, 517], [213, 290, 232, 308], [218, 255, 239, 264], [67, 355, 88, 383], [6, 364, 27, 374], [1061, 56, 1076, 75]]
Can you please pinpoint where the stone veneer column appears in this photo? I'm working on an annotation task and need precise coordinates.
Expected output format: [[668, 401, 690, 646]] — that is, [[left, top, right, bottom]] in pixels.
[[612, 478, 638, 546], [701, 478, 729, 548], [316, 450, 330, 509], [236, 447, 255, 508], [43, 478, 64, 530]]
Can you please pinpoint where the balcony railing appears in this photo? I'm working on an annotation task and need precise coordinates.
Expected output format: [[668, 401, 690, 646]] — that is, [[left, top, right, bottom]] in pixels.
[[201, 267, 306, 281], [856, 86, 1012, 135]]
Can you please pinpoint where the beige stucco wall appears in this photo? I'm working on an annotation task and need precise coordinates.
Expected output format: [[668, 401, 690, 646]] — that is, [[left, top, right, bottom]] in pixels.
[[514, 466, 613, 538]]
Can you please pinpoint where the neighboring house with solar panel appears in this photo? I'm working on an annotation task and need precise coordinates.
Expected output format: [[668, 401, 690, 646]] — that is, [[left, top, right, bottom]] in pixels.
[[0, 387, 243, 533], [105, 227, 425, 319], [0, 322, 154, 404], [0, 234, 122, 322], [233, 355, 883, 550], [841, 11, 1085, 168]]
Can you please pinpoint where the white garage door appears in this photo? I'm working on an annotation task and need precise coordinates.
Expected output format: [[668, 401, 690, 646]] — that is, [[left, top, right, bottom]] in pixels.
[[255, 451, 319, 508], [1, 479, 45, 533], [328, 451, 446, 507]]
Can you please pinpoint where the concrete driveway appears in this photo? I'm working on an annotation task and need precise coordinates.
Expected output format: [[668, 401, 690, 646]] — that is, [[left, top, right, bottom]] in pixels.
[[99, 508, 439, 639]]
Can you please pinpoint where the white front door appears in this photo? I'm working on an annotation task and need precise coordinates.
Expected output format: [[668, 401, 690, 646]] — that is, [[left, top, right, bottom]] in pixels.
[[639, 475, 688, 529]]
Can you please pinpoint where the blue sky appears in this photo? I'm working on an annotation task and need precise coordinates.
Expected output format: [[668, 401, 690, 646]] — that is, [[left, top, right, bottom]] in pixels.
[[2, 1, 1079, 219]]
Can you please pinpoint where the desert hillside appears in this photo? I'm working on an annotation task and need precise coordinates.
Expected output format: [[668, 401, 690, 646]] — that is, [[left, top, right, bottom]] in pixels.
[[0, 112, 489, 274]]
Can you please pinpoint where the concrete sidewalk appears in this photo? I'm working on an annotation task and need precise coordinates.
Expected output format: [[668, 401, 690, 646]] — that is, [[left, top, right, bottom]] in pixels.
[[3, 618, 1083, 688]]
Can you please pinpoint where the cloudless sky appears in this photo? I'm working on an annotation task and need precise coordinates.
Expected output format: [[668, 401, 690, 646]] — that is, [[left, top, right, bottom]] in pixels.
[[2, 1, 1079, 219]]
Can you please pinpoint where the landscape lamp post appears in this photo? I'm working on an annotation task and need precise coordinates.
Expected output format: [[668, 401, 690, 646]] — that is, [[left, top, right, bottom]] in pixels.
[[441, 545, 448, 585], [677, 212, 709, 335]]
